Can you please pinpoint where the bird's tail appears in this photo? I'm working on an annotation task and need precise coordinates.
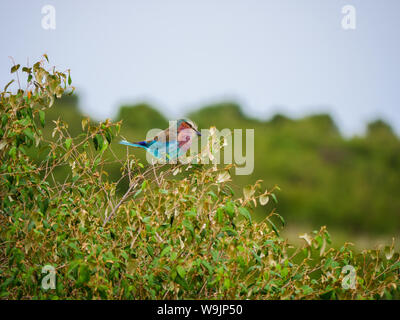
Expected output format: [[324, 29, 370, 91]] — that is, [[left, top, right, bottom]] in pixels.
[[119, 140, 148, 149]]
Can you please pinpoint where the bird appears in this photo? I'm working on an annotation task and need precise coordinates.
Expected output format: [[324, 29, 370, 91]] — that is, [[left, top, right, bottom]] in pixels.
[[119, 119, 201, 161]]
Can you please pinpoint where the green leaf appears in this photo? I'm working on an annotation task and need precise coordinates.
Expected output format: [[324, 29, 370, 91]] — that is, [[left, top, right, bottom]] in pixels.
[[216, 207, 224, 224], [23, 128, 34, 142], [142, 216, 151, 224], [146, 245, 154, 257], [96, 134, 104, 150], [184, 210, 197, 218], [39, 198, 49, 214], [160, 246, 171, 258], [65, 138, 72, 150], [183, 219, 194, 235], [8, 146, 17, 159], [238, 207, 252, 224], [276, 213, 285, 227], [176, 265, 186, 279], [267, 218, 280, 237], [301, 285, 313, 295], [223, 278, 231, 289], [93, 134, 103, 151], [76, 264, 90, 286], [201, 260, 213, 274], [11, 64, 20, 73], [38, 110, 45, 128], [104, 129, 112, 144], [100, 139, 108, 152], [224, 201, 235, 218], [2, 114, 8, 126], [207, 191, 218, 201], [222, 227, 238, 237], [225, 185, 235, 196]]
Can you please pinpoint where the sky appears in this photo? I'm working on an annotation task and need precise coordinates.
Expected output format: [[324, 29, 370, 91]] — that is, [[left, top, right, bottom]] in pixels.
[[1, 0, 399, 136]]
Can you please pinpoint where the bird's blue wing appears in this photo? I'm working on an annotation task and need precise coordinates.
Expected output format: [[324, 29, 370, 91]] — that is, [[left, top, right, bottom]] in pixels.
[[148, 140, 176, 160], [120, 139, 185, 162]]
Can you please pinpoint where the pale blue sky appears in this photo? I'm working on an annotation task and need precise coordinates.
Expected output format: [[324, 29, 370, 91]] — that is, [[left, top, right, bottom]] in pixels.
[[1, 0, 399, 136]]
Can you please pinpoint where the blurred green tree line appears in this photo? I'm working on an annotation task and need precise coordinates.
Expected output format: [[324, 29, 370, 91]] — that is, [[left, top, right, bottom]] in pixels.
[[44, 95, 400, 236]]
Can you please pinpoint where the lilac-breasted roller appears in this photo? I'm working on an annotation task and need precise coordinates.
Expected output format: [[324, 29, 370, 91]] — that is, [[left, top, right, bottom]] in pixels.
[[119, 119, 201, 161]]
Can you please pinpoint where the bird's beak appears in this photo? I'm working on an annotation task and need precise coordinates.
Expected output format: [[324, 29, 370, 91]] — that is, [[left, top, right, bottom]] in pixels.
[[195, 130, 202, 136]]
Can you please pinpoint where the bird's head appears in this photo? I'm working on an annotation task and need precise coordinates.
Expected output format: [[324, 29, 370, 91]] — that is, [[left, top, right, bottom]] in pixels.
[[177, 119, 201, 137]]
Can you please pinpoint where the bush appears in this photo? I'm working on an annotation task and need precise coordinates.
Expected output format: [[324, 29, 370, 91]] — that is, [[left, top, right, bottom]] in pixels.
[[1, 57, 399, 299]]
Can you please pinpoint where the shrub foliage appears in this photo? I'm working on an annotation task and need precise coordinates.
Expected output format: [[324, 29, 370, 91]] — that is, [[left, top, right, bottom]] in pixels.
[[1, 57, 400, 299]]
